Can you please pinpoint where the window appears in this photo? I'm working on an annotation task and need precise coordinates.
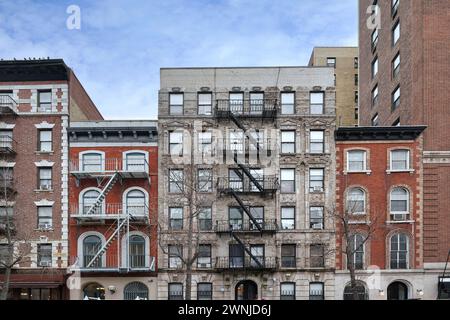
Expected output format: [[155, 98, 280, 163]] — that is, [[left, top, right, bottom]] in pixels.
[[355, 91, 359, 104], [83, 235, 102, 268], [393, 52, 400, 78], [371, 29, 379, 50], [124, 282, 149, 300], [38, 167, 52, 190], [281, 131, 296, 154], [197, 245, 211, 268], [169, 169, 184, 193], [334, 74, 336, 86], [392, 21, 400, 46], [168, 283, 183, 300], [169, 131, 183, 156], [37, 207, 52, 229], [38, 130, 52, 152], [198, 169, 212, 192], [280, 283, 296, 300], [229, 92, 244, 114], [371, 114, 379, 126], [229, 131, 244, 154], [392, 0, 399, 15], [355, 107, 359, 120], [126, 190, 146, 216], [37, 244, 52, 267], [354, 57, 359, 69], [390, 234, 409, 269], [281, 207, 295, 230], [169, 93, 183, 115], [229, 244, 244, 268], [372, 57, 378, 78], [327, 57, 336, 68], [168, 245, 183, 269], [354, 74, 358, 86], [125, 153, 146, 172], [347, 188, 366, 214], [81, 153, 102, 172], [0, 130, 13, 150], [249, 169, 264, 192], [198, 132, 212, 156], [129, 235, 145, 268], [229, 207, 243, 231], [280, 169, 295, 193], [310, 244, 324, 268], [281, 92, 295, 115], [349, 234, 365, 270], [281, 245, 296, 268], [197, 283, 212, 300], [372, 85, 379, 106], [198, 93, 212, 115], [38, 90, 51, 112], [250, 245, 265, 268], [82, 190, 101, 214], [310, 207, 324, 229], [198, 207, 212, 231], [249, 207, 264, 230], [310, 130, 324, 154], [310, 92, 324, 115], [391, 150, 410, 171], [392, 86, 401, 110], [390, 187, 409, 217], [309, 283, 324, 300], [229, 169, 243, 191], [347, 150, 366, 172], [309, 169, 324, 193], [250, 92, 264, 114], [169, 207, 183, 230], [344, 282, 368, 300], [393, 118, 401, 126]]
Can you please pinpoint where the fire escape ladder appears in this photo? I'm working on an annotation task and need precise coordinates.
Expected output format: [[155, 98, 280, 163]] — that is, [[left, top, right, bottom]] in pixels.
[[233, 153, 264, 192], [86, 216, 129, 268], [228, 111, 247, 132], [229, 189, 262, 233], [85, 173, 119, 216], [231, 232, 263, 268], [439, 250, 450, 299]]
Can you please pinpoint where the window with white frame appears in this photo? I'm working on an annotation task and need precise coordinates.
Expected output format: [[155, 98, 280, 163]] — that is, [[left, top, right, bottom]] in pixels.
[[250, 92, 264, 114], [390, 187, 409, 220], [198, 131, 212, 155], [309, 169, 324, 193], [82, 190, 101, 214], [125, 153, 146, 172], [169, 131, 183, 156], [37, 206, 52, 229], [310, 130, 324, 154], [347, 150, 367, 172], [198, 93, 212, 115], [38, 130, 52, 152], [229, 92, 244, 114], [281, 131, 296, 154], [38, 90, 52, 112], [169, 207, 183, 230], [126, 190, 146, 216], [37, 244, 52, 267], [281, 207, 295, 230], [390, 234, 409, 269], [349, 234, 365, 270], [83, 235, 102, 268], [129, 235, 146, 268], [169, 93, 183, 115], [38, 167, 52, 190], [281, 92, 295, 115], [81, 153, 103, 172], [197, 244, 211, 268], [229, 131, 244, 154], [280, 169, 295, 193], [347, 188, 366, 214], [390, 150, 410, 171], [198, 169, 212, 192], [169, 169, 184, 193], [310, 92, 324, 115], [168, 245, 183, 269]]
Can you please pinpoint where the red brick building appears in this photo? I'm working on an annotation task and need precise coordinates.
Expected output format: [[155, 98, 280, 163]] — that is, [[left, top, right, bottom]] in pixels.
[[334, 126, 431, 300], [67, 121, 158, 300], [358, 0, 450, 287], [0, 59, 102, 299]]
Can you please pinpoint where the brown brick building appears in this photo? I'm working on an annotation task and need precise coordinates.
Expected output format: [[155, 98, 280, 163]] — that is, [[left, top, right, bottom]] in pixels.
[[309, 47, 360, 127], [358, 0, 450, 293], [0, 59, 102, 299]]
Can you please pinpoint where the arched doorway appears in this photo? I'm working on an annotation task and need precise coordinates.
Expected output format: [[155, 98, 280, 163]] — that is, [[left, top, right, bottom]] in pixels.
[[83, 283, 105, 300], [235, 280, 258, 300], [124, 282, 149, 300], [343, 282, 368, 300], [387, 281, 409, 300]]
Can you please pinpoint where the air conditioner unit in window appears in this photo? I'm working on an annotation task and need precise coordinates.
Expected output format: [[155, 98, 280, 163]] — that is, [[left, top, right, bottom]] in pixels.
[[313, 186, 323, 192], [391, 213, 409, 221], [39, 261, 52, 267], [39, 224, 52, 230], [40, 185, 52, 191], [313, 223, 324, 230]]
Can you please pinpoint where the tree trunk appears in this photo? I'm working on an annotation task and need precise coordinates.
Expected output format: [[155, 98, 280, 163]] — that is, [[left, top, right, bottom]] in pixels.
[[185, 206, 194, 300], [0, 265, 11, 300]]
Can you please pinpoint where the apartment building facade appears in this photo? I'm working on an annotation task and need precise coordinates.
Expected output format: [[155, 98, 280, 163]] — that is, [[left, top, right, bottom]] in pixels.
[[67, 121, 158, 300], [158, 66, 336, 300], [309, 47, 359, 127], [333, 126, 446, 300], [359, 0, 450, 293], [0, 59, 103, 300]]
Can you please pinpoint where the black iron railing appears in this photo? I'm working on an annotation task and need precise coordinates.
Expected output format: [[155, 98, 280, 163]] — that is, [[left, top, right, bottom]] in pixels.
[[215, 99, 278, 119], [215, 220, 278, 233], [217, 177, 278, 194], [215, 256, 278, 270]]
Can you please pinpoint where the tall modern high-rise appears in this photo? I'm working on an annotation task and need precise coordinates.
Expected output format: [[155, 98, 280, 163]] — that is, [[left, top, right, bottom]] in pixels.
[[309, 47, 359, 127], [358, 0, 450, 294], [158, 66, 336, 300]]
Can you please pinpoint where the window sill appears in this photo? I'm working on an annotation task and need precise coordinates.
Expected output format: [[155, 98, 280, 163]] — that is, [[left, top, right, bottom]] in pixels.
[[348, 220, 371, 225], [345, 170, 372, 175], [35, 228, 54, 232], [35, 151, 54, 155], [387, 220, 414, 224], [280, 153, 297, 156], [34, 189, 54, 193], [386, 169, 415, 174]]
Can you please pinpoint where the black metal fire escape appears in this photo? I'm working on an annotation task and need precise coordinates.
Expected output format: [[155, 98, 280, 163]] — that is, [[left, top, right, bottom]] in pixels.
[[216, 98, 278, 270]]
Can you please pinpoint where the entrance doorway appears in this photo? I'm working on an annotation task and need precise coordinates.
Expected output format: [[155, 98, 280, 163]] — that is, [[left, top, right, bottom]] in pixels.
[[82, 282, 105, 300], [387, 281, 408, 300], [235, 280, 258, 300]]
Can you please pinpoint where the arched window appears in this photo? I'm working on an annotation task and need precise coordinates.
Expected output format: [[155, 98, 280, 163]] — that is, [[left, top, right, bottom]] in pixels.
[[82, 190, 101, 215], [390, 234, 409, 269], [344, 282, 368, 300], [81, 152, 103, 172], [390, 187, 409, 220], [347, 188, 365, 214], [126, 190, 146, 216], [83, 235, 102, 268], [129, 235, 146, 268], [349, 234, 365, 270], [124, 152, 146, 172], [124, 282, 149, 300]]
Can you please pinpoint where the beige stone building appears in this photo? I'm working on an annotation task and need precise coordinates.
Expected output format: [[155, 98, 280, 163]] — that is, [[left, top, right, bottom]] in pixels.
[[157, 66, 336, 300], [309, 47, 359, 127]]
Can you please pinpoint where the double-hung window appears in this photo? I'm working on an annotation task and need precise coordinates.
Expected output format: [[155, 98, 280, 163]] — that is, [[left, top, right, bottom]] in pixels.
[[347, 150, 366, 172], [197, 245, 212, 268], [281, 92, 295, 115], [390, 150, 409, 171], [310, 130, 324, 154], [280, 169, 295, 193], [281, 131, 296, 154], [281, 207, 295, 230], [38, 90, 52, 112], [198, 93, 212, 115], [38, 130, 52, 152], [169, 131, 183, 156], [169, 93, 183, 115], [169, 207, 183, 230], [310, 92, 324, 115], [38, 168, 52, 190], [169, 169, 184, 193], [198, 169, 212, 192], [309, 169, 324, 193]]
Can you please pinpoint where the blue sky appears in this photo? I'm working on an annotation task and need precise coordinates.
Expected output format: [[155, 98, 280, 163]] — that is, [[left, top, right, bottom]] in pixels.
[[0, 0, 358, 119]]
